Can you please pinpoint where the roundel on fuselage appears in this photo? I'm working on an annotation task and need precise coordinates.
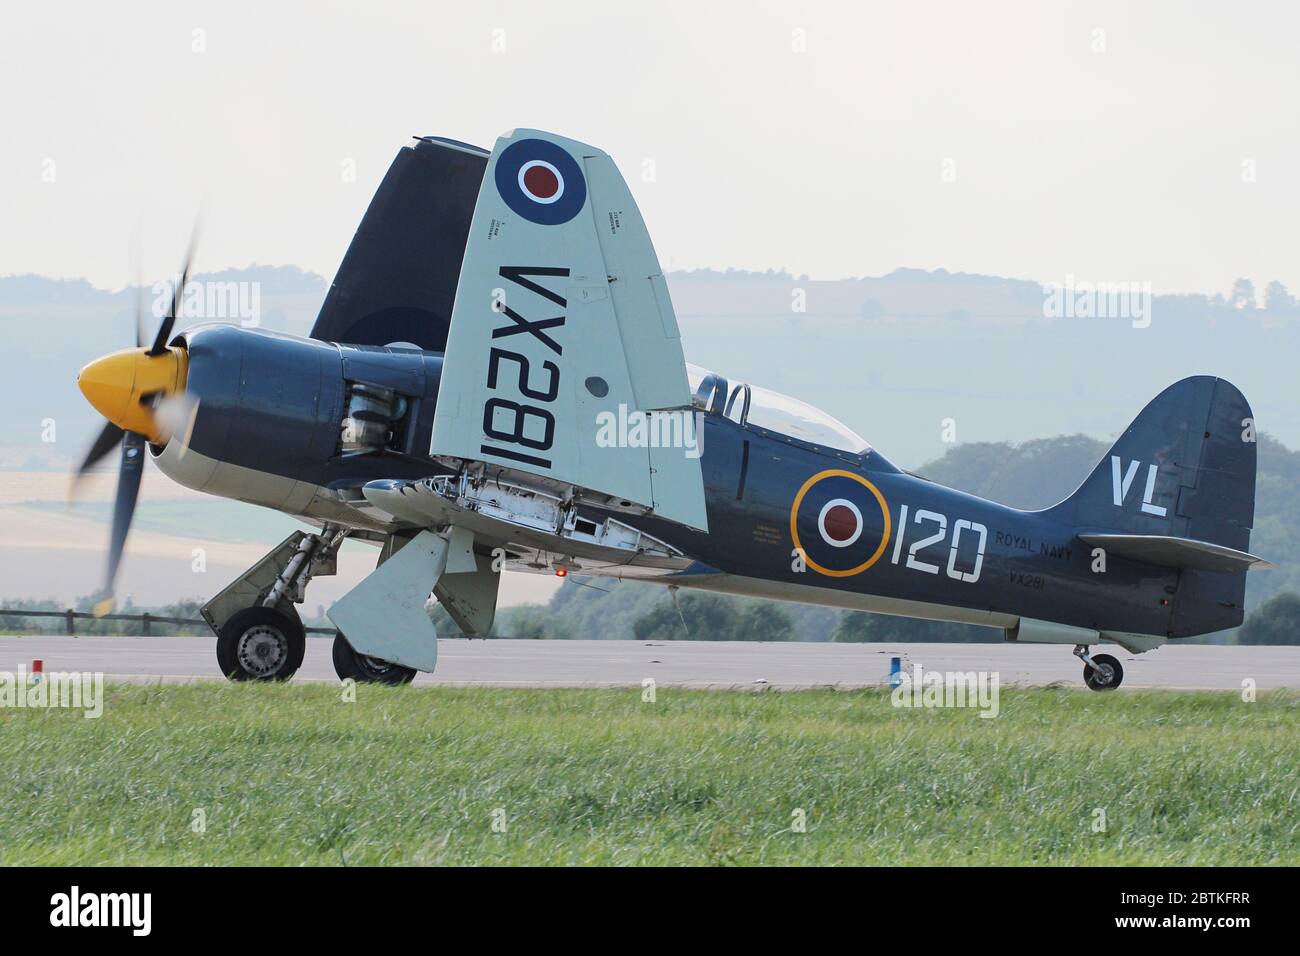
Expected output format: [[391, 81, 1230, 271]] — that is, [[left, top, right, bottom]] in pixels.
[[790, 470, 891, 577], [494, 139, 587, 226]]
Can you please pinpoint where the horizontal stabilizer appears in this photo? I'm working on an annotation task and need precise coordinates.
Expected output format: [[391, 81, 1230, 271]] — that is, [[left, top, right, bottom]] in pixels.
[[1077, 533, 1275, 573]]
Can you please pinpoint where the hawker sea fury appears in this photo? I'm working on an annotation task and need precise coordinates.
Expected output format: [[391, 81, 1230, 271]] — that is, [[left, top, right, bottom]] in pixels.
[[71, 129, 1272, 689]]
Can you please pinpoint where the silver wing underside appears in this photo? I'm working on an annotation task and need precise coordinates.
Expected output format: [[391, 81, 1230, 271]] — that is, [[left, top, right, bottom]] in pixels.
[[356, 471, 694, 580]]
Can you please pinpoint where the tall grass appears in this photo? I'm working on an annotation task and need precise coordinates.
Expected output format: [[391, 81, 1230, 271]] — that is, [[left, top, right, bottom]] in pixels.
[[0, 684, 1294, 865]]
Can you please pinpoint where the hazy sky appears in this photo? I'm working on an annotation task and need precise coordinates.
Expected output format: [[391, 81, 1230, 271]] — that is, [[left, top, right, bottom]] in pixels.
[[4, 1, 1298, 296]]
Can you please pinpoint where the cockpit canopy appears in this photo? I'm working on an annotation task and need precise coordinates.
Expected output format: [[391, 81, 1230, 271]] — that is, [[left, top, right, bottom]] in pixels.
[[686, 363, 870, 454]]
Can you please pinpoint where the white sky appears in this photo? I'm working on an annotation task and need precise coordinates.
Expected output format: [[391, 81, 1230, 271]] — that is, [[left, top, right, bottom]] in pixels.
[[4, 0, 1298, 296]]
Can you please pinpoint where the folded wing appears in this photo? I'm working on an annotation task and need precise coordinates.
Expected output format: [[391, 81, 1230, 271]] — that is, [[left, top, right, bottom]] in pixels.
[[430, 129, 707, 530]]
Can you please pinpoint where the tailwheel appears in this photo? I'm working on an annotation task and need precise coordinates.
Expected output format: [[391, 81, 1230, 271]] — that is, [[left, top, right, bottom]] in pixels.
[[1080, 651, 1124, 691], [216, 606, 306, 681], [332, 633, 417, 685]]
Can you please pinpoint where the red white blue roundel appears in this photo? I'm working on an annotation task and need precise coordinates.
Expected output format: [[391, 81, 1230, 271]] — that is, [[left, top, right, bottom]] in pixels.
[[494, 138, 587, 226], [817, 498, 863, 548], [789, 469, 892, 577]]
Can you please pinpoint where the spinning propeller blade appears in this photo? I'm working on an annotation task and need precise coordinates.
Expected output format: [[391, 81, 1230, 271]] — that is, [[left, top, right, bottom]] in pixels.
[[71, 225, 200, 615], [71, 421, 126, 489], [147, 223, 199, 356]]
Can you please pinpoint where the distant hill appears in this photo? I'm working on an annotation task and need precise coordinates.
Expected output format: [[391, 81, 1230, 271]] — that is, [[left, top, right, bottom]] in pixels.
[[667, 269, 1300, 469], [1, 266, 328, 467], [6, 265, 1300, 468]]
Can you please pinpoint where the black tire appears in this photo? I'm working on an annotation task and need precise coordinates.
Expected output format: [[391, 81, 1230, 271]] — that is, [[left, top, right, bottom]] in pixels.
[[1083, 653, 1123, 691], [332, 633, 417, 685], [216, 606, 305, 682]]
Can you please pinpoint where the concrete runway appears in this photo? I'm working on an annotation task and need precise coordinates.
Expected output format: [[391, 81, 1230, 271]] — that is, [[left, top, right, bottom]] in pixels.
[[0, 635, 1297, 690]]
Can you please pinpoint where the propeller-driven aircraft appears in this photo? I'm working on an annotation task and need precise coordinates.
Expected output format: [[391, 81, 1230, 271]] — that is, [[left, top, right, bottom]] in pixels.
[[72, 130, 1271, 689]]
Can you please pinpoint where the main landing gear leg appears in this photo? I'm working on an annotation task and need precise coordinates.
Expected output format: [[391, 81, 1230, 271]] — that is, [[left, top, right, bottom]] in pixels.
[[1074, 644, 1124, 692], [201, 526, 346, 682]]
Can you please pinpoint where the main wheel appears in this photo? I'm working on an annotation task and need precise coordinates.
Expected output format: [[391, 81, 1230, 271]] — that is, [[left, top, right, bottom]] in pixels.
[[217, 606, 305, 681], [1083, 653, 1123, 691], [332, 633, 417, 685]]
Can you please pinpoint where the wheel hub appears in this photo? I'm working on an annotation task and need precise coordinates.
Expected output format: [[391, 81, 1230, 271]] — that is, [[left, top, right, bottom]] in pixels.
[[237, 625, 287, 677], [359, 654, 394, 675]]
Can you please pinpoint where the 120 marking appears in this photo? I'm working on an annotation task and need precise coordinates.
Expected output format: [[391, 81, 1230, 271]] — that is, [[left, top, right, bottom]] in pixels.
[[890, 504, 988, 584]]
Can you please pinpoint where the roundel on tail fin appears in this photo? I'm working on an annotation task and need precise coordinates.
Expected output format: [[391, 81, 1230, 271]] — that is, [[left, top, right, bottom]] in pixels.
[[494, 139, 587, 225]]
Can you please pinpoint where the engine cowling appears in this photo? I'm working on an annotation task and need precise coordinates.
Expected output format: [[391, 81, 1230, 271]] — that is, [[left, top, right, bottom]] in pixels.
[[151, 323, 443, 527]]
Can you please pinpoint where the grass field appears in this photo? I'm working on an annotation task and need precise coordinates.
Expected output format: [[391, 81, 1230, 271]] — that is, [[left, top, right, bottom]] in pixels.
[[0, 683, 1296, 865]]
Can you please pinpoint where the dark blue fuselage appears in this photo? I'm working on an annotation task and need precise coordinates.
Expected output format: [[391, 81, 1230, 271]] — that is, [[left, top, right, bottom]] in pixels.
[[630, 415, 1181, 637]]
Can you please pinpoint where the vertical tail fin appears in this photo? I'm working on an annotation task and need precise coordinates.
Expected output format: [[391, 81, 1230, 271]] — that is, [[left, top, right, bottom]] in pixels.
[[1049, 376, 1257, 550], [1049, 376, 1264, 636]]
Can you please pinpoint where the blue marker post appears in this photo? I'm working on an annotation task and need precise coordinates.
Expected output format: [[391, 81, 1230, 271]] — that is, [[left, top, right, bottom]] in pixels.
[[889, 656, 902, 689]]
